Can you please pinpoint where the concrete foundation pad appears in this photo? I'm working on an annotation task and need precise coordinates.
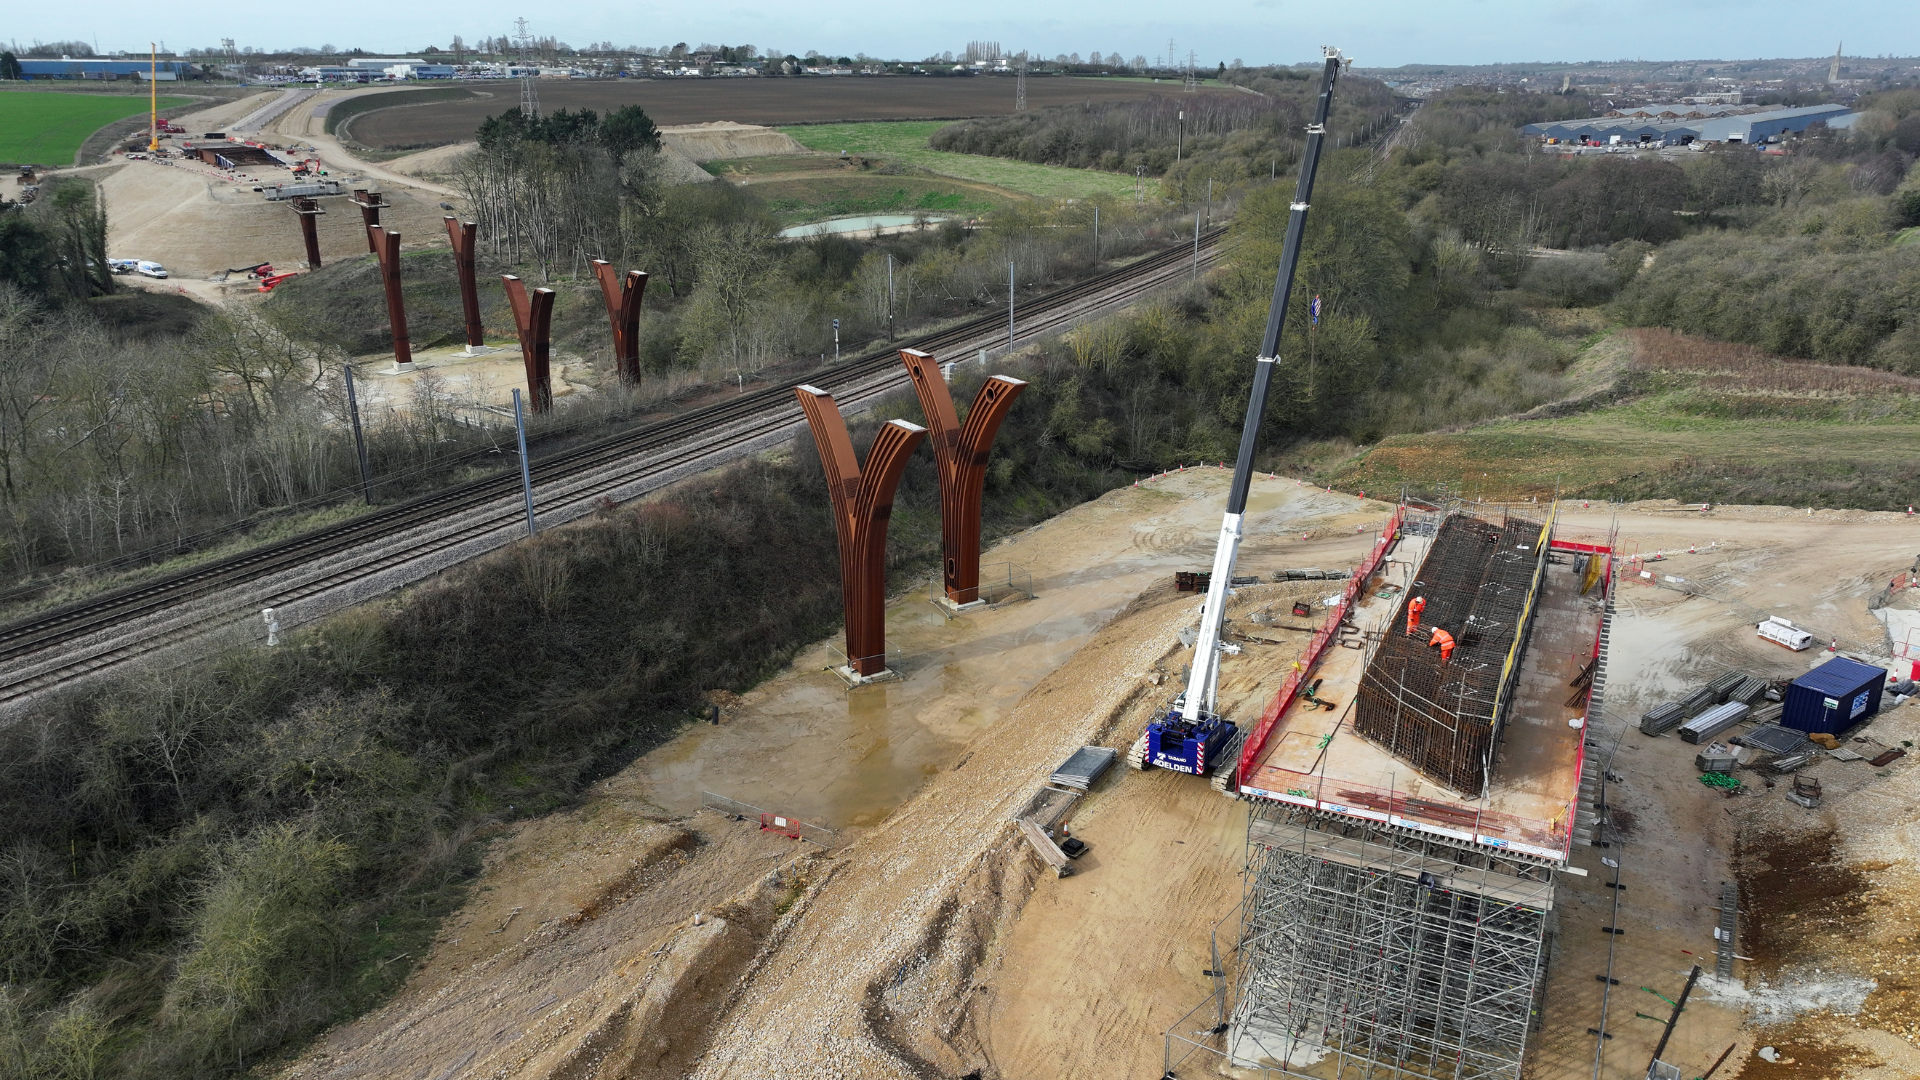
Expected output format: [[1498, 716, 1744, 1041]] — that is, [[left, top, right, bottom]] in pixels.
[[930, 597, 989, 616], [830, 665, 902, 688]]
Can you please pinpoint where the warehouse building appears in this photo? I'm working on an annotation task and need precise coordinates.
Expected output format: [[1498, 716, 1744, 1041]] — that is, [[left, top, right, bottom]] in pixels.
[[16, 58, 197, 81], [1524, 103, 1852, 146]]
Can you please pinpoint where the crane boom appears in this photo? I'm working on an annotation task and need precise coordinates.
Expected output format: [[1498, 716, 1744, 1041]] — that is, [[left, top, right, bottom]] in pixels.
[[1180, 48, 1344, 722]]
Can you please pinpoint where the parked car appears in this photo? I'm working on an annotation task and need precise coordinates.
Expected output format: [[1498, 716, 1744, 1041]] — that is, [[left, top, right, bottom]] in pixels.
[[107, 259, 137, 275]]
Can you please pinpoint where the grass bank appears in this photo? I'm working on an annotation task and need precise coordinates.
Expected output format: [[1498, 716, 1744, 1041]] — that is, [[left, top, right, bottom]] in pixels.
[[1324, 329, 1920, 509], [780, 120, 1149, 200]]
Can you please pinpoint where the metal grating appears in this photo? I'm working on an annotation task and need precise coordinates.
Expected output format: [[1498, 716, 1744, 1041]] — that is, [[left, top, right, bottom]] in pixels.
[[1354, 513, 1547, 795]]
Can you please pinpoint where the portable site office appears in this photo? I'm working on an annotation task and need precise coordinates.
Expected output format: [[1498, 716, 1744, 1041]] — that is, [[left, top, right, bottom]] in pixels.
[[1783, 656, 1887, 736]]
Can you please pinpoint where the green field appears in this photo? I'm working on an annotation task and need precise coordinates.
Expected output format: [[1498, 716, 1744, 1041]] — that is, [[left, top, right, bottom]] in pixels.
[[0, 91, 192, 164], [780, 120, 1150, 200]]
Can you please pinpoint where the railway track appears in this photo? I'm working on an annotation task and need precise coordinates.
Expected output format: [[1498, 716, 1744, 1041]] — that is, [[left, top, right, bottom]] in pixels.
[[0, 228, 1227, 708]]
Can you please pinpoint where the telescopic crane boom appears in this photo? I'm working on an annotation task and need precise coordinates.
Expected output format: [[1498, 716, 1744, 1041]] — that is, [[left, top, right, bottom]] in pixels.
[[1134, 47, 1345, 776]]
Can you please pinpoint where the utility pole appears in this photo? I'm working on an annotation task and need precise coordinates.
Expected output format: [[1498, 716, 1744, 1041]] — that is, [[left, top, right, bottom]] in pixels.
[[1206, 177, 1213, 227], [344, 364, 372, 504], [1008, 262, 1015, 350], [886, 255, 895, 340], [1177, 109, 1185, 162], [833, 317, 840, 361], [512, 389, 537, 536], [1647, 966, 1703, 1077], [1093, 204, 1099, 261]]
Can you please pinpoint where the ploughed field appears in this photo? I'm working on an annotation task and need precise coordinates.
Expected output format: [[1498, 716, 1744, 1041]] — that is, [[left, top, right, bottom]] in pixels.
[[348, 75, 1229, 149]]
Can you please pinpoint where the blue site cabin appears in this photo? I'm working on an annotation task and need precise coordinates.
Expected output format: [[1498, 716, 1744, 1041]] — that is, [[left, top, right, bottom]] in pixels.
[[1782, 656, 1887, 736]]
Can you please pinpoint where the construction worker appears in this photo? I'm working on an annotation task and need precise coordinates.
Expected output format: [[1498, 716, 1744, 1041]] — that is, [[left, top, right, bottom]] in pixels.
[[1429, 626, 1456, 663], [1405, 596, 1427, 636]]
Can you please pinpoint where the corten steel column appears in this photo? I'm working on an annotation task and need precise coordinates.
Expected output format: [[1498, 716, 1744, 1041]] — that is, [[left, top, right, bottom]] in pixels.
[[899, 348, 1027, 605], [795, 385, 926, 678], [444, 216, 485, 351], [368, 225, 412, 369], [351, 189, 389, 253], [291, 196, 325, 269], [590, 259, 649, 384], [501, 274, 555, 413]]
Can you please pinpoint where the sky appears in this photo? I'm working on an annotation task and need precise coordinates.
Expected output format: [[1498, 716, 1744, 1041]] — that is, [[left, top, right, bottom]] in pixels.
[[11, 0, 1920, 69]]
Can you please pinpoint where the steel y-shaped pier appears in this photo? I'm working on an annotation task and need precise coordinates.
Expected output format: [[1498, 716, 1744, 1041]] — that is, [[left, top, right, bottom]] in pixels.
[[501, 275, 555, 413], [898, 348, 1026, 606], [795, 385, 926, 678], [590, 260, 649, 384]]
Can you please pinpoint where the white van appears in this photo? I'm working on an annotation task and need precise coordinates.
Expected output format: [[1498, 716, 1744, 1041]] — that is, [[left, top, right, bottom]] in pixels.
[[135, 261, 169, 279], [1758, 616, 1813, 651]]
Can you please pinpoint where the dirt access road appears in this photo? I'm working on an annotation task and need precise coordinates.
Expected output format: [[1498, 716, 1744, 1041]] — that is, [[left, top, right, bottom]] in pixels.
[[278, 484, 1920, 1080]]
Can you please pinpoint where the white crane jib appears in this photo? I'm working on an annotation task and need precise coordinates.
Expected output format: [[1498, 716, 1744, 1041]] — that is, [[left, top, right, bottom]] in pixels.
[[1180, 46, 1346, 722]]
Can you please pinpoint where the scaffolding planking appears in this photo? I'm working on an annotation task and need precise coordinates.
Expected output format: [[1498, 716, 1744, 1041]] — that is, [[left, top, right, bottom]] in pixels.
[[1228, 802, 1555, 1080], [1354, 510, 1550, 795]]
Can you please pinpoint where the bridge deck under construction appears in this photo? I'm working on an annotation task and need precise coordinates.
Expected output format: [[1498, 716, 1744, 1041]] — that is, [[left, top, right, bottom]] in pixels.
[[1238, 512, 1602, 864]]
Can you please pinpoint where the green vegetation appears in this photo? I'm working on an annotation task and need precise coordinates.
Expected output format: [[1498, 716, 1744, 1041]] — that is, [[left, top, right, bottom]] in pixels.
[[780, 121, 1144, 199], [0, 351, 1141, 1079], [0, 91, 191, 163], [324, 86, 481, 141], [928, 66, 1403, 201]]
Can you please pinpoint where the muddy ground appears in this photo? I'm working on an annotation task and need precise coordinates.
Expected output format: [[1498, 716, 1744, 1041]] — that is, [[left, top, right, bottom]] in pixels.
[[270, 480, 1920, 1080]]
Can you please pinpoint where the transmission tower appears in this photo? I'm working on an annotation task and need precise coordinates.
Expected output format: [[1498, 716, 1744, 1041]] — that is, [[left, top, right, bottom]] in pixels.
[[1185, 49, 1199, 92], [514, 17, 540, 118], [1016, 52, 1027, 111]]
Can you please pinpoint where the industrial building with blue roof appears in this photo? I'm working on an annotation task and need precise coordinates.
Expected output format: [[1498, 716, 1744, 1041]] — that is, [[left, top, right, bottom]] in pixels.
[[1523, 103, 1853, 146]]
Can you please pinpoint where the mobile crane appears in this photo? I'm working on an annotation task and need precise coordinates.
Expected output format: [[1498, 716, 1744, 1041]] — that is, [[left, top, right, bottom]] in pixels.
[[1130, 47, 1347, 779]]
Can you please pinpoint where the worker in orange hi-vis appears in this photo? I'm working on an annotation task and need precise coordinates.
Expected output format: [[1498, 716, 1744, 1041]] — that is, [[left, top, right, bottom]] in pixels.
[[1428, 626, 1456, 663], [1405, 596, 1427, 635]]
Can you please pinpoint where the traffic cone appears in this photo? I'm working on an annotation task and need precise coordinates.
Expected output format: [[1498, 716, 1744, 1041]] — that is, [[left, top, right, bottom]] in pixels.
[[1689, 544, 1696, 554]]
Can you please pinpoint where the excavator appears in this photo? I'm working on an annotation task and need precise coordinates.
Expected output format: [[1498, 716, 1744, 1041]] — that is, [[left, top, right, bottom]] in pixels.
[[1129, 47, 1347, 780]]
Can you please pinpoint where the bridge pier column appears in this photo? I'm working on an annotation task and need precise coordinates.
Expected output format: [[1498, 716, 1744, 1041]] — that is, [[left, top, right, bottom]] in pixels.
[[899, 348, 1027, 606], [590, 260, 649, 385], [502, 275, 555, 413]]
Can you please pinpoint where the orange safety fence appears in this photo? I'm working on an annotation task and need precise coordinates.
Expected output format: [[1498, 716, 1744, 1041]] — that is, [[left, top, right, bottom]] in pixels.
[[1235, 505, 1407, 789]]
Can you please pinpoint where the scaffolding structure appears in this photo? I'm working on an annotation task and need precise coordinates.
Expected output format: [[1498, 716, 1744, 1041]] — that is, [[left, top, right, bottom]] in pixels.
[[1226, 802, 1555, 1080], [1354, 511, 1549, 795]]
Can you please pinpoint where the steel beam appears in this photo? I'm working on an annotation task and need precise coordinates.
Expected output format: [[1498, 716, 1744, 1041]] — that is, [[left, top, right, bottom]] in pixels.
[[444, 217, 484, 349], [291, 196, 324, 269], [501, 275, 555, 413], [795, 385, 926, 676], [590, 260, 649, 384], [898, 348, 1026, 604], [351, 188, 388, 253], [367, 225, 412, 369]]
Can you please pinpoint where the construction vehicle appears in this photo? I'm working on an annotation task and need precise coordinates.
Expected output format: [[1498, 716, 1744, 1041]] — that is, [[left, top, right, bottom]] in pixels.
[[1129, 48, 1346, 781]]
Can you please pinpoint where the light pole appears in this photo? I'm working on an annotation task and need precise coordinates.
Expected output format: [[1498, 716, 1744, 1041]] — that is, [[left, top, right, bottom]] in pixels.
[[832, 317, 840, 361], [886, 255, 895, 341], [1008, 262, 1015, 350]]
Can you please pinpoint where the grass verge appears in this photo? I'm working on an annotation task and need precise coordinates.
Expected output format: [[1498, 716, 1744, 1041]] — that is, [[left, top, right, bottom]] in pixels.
[[780, 120, 1149, 200], [0, 90, 192, 164]]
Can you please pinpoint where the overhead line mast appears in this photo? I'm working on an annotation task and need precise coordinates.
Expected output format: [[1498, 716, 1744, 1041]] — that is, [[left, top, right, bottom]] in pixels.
[[1178, 47, 1345, 725]]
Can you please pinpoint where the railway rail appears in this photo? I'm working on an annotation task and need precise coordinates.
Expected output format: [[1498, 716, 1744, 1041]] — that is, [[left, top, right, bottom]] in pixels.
[[0, 228, 1227, 709]]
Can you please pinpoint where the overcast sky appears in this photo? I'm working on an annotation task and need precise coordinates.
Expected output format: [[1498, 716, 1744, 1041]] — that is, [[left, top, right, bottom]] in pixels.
[[12, 0, 1919, 68]]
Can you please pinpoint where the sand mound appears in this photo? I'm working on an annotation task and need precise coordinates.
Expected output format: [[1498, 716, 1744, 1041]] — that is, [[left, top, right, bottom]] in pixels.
[[659, 122, 809, 161]]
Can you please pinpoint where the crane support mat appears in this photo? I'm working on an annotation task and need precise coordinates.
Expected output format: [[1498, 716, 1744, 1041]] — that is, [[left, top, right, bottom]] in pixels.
[[1017, 819, 1074, 877], [1050, 746, 1118, 791]]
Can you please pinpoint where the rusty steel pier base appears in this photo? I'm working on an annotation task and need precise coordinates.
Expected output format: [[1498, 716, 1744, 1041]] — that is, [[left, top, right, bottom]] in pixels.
[[502, 275, 555, 413], [899, 348, 1026, 609], [796, 385, 927, 682], [444, 216, 493, 355], [590, 260, 649, 384], [351, 189, 389, 253], [367, 225, 412, 371], [291, 196, 324, 269]]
